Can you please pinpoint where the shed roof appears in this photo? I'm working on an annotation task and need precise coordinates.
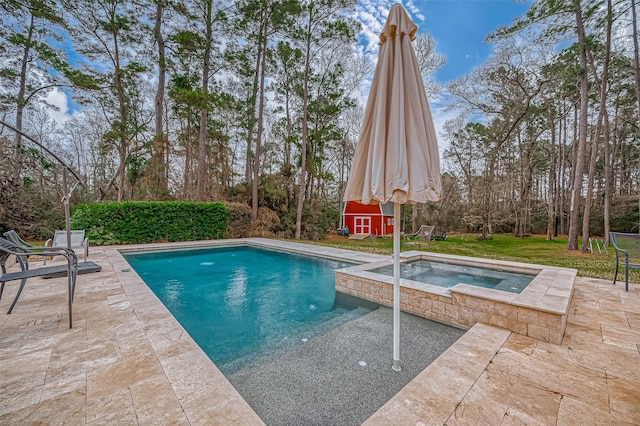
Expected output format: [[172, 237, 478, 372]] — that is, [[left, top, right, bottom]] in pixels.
[[380, 202, 394, 216]]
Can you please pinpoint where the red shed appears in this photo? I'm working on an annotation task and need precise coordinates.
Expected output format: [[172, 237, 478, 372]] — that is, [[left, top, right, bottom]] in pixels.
[[342, 201, 395, 236]]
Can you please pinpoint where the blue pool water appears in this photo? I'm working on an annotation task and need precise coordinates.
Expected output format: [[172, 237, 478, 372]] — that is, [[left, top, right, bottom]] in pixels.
[[371, 260, 535, 293], [124, 246, 375, 373]]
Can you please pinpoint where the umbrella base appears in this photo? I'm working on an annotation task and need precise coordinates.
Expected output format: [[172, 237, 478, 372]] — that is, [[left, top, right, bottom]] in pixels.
[[41, 261, 102, 279], [392, 359, 401, 371]]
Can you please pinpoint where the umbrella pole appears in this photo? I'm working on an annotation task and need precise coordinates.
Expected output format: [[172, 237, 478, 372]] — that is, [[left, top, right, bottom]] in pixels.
[[392, 202, 401, 371]]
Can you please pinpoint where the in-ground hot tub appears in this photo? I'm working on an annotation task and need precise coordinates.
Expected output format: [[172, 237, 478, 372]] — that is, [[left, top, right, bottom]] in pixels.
[[369, 259, 537, 293], [335, 251, 576, 344]]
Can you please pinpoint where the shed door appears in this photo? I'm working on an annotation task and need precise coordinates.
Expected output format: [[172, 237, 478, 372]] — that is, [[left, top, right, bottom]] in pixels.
[[354, 216, 371, 234]]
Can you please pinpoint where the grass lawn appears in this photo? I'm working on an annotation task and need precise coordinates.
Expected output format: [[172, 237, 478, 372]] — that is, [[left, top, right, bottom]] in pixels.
[[314, 233, 627, 282]]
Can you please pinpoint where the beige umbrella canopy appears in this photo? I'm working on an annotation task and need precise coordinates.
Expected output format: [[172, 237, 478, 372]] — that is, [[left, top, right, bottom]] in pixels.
[[343, 4, 441, 205], [343, 3, 441, 371]]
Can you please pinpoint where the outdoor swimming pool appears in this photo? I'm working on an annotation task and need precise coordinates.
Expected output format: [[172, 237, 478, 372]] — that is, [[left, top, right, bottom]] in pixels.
[[110, 239, 574, 424], [119, 241, 469, 425], [124, 246, 376, 373], [370, 259, 535, 293]]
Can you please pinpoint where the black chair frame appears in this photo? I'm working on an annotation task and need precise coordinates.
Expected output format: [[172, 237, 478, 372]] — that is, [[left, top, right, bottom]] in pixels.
[[0, 237, 78, 328]]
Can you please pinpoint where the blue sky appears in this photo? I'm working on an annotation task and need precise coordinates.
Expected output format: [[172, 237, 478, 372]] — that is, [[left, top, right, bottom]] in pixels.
[[356, 0, 533, 84], [419, 0, 533, 82], [354, 0, 534, 150]]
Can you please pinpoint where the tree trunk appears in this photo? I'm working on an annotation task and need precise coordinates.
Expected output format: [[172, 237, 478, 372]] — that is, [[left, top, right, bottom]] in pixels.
[[252, 6, 269, 221], [152, 0, 167, 198], [339, 136, 347, 228], [559, 103, 568, 235], [284, 79, 293, 210], [547, 101, 556, 240], [245, 44, 262, 184], [113, 31, 127, 202], [183, 119, 191, 199], [295, 18, 312, 240], [567, 0, 589, 250], [14, 14, 35, 173], [164, 98, 171, 186], [582, 0, 613, 250], [603, 111, 612, 245], [581, 129, 599, 251], [631, 0, 640, 232], [197, 0, 213, 201], [412, 204, 418, 233]]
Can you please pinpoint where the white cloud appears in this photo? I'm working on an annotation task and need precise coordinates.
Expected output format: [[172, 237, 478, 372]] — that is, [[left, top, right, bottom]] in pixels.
[[356, 0, 426, 56], [354, 0, 434, 90], [355, 1, 387, 56], [404, 0, 425, 22], [43, 88, 73, 126]]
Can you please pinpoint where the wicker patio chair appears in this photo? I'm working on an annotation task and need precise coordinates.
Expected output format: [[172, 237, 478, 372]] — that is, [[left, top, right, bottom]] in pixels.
[[403, 225, 435, 250]]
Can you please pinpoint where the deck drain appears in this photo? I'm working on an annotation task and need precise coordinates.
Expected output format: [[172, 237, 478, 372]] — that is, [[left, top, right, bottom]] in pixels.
[[19, 315, 61, 329]]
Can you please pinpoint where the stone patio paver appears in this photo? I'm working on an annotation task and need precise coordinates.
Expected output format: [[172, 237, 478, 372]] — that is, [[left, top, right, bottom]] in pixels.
[[1, 239, 639, 425]]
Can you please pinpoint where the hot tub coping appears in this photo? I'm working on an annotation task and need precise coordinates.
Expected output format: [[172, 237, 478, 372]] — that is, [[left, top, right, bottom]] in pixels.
[[335, 250, 576, 344]]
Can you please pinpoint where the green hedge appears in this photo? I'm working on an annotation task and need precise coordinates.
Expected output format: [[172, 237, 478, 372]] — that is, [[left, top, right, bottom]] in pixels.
[[71, 201, 229, 245]]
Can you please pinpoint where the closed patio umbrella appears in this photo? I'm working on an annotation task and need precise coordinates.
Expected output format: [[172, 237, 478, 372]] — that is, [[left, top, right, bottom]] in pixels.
[[343, 3, 441, 371]]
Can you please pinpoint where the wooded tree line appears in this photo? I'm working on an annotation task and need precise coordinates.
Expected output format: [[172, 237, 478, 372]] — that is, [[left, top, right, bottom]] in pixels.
[[1, 0, 639, 250], [440, 0, 640, 250]]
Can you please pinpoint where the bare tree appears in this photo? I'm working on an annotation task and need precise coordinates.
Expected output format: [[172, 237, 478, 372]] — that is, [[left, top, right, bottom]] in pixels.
[[413, 33, 446, 99]]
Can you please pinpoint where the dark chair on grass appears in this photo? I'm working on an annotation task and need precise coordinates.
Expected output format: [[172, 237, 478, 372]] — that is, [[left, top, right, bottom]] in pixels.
[[432, 225, 447, 240], [609, 232, 640, 292]]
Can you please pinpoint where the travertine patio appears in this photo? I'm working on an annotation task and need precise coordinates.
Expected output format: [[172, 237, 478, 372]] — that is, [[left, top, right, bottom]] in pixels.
[[1, 239, 639, 424]]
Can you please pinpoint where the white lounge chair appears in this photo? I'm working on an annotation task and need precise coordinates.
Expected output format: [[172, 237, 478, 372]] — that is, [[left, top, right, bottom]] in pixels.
[[45, 230, 89, 264]]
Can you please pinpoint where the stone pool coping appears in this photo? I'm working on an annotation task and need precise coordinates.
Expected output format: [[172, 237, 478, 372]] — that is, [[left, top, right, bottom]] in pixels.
[[0, 238, 582, 424], [336, 250, 576, 345], [116, 239, 575, 412]]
